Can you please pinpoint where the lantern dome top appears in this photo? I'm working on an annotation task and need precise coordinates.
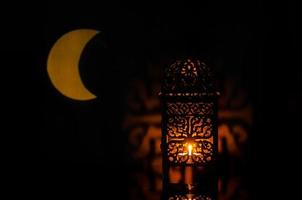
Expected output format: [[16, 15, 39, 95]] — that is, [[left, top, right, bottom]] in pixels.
[[161, 58, 218, 97]]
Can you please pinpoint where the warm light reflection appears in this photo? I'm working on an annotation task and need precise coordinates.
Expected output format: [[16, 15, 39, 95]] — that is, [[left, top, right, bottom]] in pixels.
[[188, 144, 193, 156], [124, 65, 252, 199]]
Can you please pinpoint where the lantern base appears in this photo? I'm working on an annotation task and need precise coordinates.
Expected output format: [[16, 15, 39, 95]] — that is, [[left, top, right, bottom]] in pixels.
[[161, 182, 216, 200], [162, 168, 218, 199]]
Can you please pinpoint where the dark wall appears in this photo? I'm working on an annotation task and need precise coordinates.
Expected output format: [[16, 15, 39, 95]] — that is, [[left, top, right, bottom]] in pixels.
[[2, 1, 300, 199]]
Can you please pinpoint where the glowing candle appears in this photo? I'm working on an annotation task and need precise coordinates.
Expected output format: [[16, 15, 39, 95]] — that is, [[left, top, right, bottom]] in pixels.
[[188, 144, 193, 156], [185, 143, 194, 187], [185, 165, 193, 186]]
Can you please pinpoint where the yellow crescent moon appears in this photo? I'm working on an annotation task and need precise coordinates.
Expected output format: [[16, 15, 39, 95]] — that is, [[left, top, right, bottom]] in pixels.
[[47, 29, 100, 100]]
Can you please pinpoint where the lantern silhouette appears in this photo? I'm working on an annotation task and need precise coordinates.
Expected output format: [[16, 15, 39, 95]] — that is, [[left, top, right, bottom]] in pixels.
[[160, 58, 218, 197]]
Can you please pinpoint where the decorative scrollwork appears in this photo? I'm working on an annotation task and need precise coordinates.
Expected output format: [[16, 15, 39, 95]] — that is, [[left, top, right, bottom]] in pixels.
[[163, 58, 216, 94], [167, 116, 188, 137], [162, 58, 217, 166], [168, 194, 211, 200], [166, 101, 215, 164], [166, 115, 213, 139], [167, 140, 213, 164], [180, 59, 199, 88], [168, 142, 189, 163], [167, 103, 214, 115], [192, 141, 213, 163], [191, 116, 213, 138]]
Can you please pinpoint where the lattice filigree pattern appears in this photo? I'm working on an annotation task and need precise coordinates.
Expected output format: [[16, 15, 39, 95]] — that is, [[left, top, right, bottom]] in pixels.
[[165, 102, 214, 164], [163, 58, 215, 94], [162, 59, 217, 166], [167, 103, 214, 115], [167, 115, 213, 138], [167, 140, 213, 164], [168, 194, 211, 200]]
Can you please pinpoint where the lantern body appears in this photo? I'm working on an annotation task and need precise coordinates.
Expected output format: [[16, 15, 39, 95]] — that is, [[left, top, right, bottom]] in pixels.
[[160, 59, 218, 197]]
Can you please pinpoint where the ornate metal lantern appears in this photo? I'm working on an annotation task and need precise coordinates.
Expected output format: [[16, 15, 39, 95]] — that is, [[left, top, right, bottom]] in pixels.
[[160, 58, 218, 198]]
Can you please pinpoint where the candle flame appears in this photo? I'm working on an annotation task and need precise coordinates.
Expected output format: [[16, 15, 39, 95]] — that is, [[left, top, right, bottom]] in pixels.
[[188, 144, 193, 156]]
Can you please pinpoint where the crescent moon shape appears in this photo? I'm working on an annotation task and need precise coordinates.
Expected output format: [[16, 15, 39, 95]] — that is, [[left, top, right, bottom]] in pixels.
[[47, 29, 100, 100]]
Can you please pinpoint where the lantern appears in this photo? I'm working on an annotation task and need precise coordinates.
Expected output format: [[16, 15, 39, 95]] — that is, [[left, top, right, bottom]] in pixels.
[[160, 58, 218, 198]]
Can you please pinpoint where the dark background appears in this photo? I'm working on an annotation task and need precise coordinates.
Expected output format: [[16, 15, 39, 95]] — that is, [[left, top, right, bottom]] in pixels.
[[2, 1, 301, 199]]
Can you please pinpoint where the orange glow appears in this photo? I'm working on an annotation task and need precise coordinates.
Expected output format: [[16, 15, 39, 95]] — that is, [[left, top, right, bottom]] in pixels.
[[169, 167, 182, 183], [184, 166, 193, 185], [188, 144, 193, 156]]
